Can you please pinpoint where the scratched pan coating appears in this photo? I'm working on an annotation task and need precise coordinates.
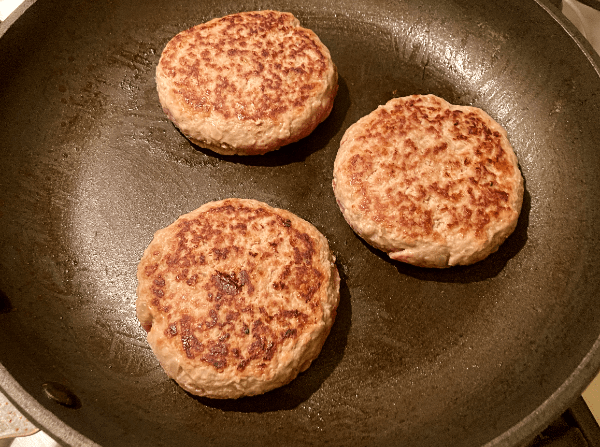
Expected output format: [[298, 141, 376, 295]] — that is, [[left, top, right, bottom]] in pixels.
[[0, 0, 600, 446]]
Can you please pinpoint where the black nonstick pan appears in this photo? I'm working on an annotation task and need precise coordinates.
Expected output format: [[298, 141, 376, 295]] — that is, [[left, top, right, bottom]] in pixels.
[[1, 0, 600, 445]]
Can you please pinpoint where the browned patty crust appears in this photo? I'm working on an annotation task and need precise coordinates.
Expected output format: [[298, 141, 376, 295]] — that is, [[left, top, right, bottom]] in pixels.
[[156, 10, 338, 155], [332, 94, 524, 268], [136, 199, 340, 398]]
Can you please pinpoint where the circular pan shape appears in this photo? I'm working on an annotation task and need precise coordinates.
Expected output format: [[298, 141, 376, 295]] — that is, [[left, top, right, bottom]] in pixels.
[[333, 94, 524, 268], [135, 198, 340, 398], [155, 10, 338, 156]]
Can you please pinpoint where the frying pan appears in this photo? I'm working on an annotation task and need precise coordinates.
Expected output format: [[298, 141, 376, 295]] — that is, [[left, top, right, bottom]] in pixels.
[[1, 0, 599, 445]]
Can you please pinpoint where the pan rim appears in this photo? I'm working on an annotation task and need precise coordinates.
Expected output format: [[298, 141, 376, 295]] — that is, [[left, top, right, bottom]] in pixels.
[[490, 2, 600, 442], [536, 0, 600, 75], [485, 337, 600, 446], [0, 0, 36, 39], [0, 363, 98, 446]]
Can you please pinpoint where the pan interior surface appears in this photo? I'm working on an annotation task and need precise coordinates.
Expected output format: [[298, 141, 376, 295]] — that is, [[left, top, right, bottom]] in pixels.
[[1, 0, 599, 446]]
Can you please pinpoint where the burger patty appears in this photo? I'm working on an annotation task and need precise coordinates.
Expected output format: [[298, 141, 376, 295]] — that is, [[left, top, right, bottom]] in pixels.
[[332, 94, 524, 268], [156, 10, 338, 156], [136, 199, 340, 398]]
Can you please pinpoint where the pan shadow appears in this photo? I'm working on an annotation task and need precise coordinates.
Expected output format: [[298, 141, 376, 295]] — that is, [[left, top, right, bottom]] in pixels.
[[0, 289, 13, 313], [191, 265, 352, 413], [187, 76, 350, 167], [358, 187, 531, 284]]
